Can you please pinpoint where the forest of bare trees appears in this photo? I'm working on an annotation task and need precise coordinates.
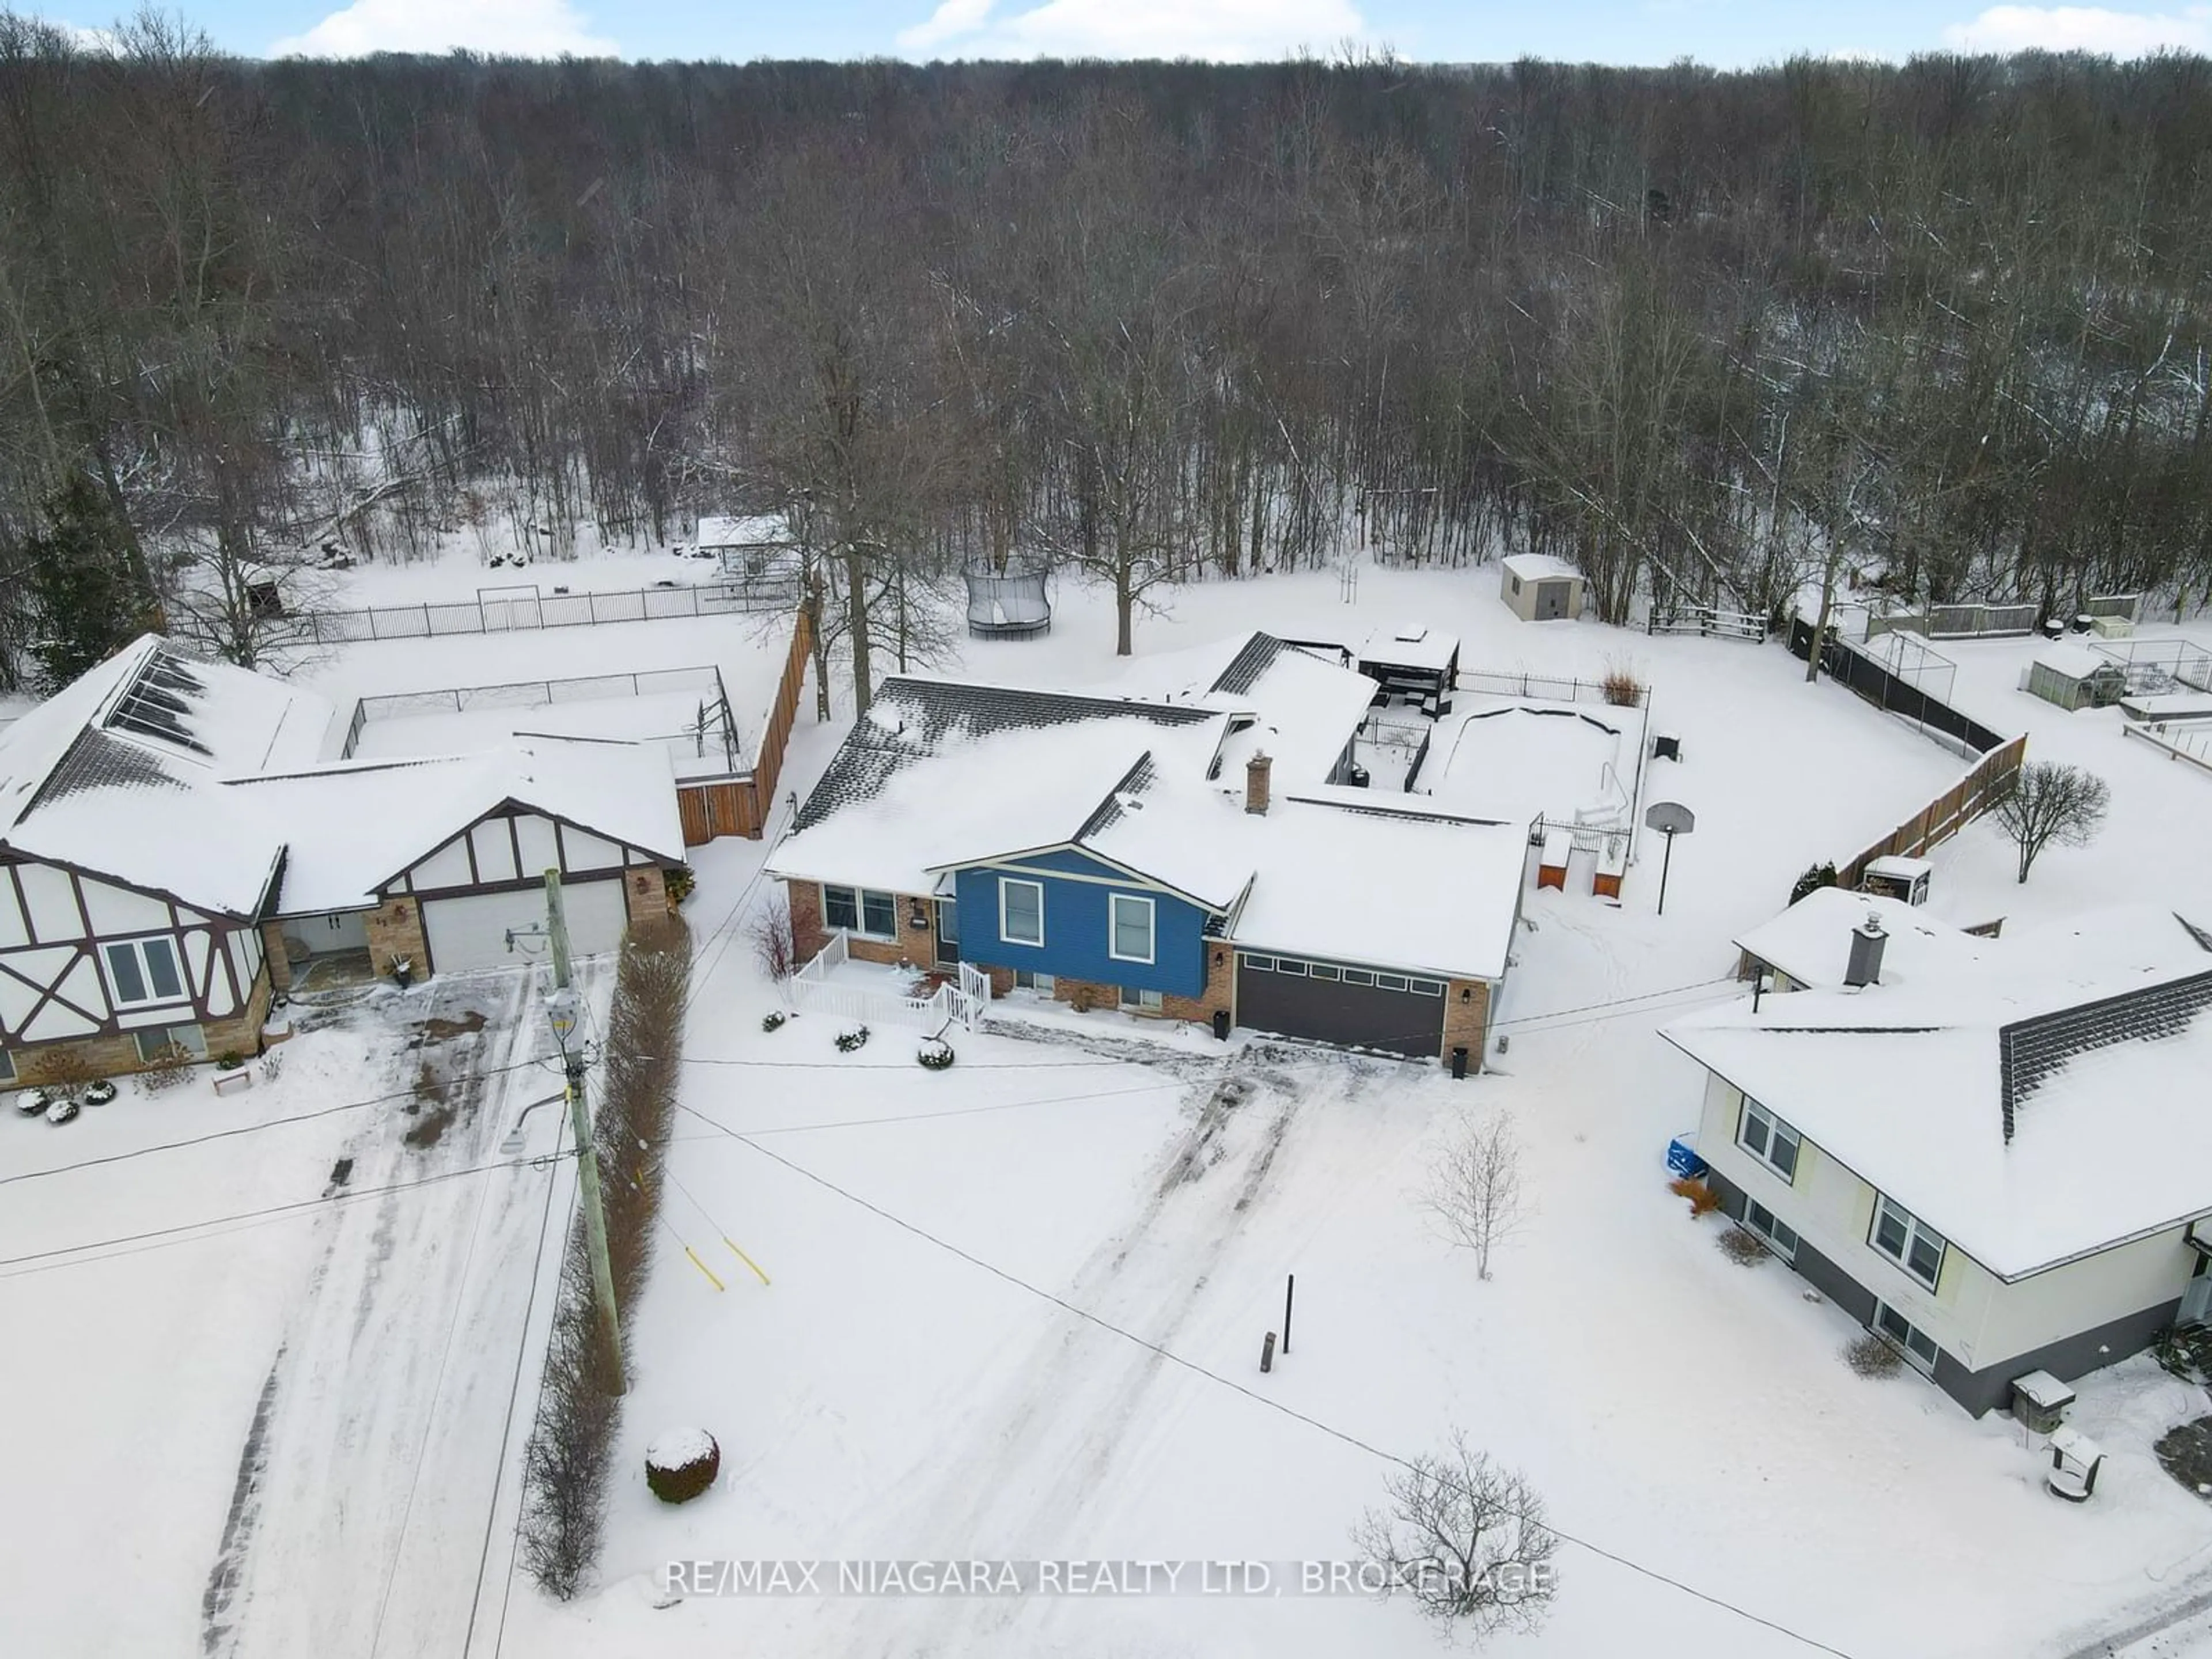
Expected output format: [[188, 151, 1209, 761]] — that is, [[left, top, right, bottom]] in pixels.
[[6, 18, 2212, 691]]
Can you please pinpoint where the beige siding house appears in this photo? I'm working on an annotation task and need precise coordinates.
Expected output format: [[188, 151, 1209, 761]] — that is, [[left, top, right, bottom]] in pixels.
[[1666, 906, 2212, 1415]]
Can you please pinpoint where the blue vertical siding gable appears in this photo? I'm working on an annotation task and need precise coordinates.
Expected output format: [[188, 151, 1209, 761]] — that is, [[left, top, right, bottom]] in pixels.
[[951, 847, 1213, 997]]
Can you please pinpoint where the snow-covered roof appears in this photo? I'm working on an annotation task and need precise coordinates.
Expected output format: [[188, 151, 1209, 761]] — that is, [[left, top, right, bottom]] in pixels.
[[774, 676, 1227, 896], [1666, 909, 2212, 1279], [0, 637, 335, 916], [695, 514, 789, 547], [1355, 624, 1461, 672], [1502, 554, 1584, 585], [1093, 631, 1377, 788], [1864, 855, 1933, 880], [1734, 888, 1991, 990], [2033, 643, 2113, 681], [229, 740, 684, 915], [775, 667, 1525, 980]]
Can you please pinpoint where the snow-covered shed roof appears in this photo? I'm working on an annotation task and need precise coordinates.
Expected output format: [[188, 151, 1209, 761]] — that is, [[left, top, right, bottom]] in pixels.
[[1356, 624, 1461, 672], [2032, 642, 2113, 682], [1666, 910, 2212, 1279], [695, 514, 789, 547], [0, 637, 335, 916], [1733, 889, 1993, 991], [1502, 554, 1584, 585], [229, 740, 684, 915]]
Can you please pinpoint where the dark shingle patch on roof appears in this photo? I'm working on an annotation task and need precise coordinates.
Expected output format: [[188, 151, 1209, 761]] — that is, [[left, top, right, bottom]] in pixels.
[[2178, 913, 2212, 955], [1210, 632, 1288, 696], [1999, 969, 2212, 1142], [793, 677, 1214, 832], [105, 649, 211, 756], [1077, 752, 1157, 842], [31, 729, 190, 808]]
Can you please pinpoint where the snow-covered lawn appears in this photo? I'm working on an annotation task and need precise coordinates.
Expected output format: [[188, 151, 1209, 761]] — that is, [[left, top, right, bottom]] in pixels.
[[14, 539, 2212, 1658], [490, 571, 2212, 1658]]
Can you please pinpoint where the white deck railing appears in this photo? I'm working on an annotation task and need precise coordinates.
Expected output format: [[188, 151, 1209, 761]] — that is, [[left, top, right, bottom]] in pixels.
[[789, 933, 986, 1033]]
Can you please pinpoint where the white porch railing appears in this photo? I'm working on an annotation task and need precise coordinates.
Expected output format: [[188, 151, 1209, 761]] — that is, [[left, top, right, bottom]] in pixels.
[[788, 933, 988, 1033]]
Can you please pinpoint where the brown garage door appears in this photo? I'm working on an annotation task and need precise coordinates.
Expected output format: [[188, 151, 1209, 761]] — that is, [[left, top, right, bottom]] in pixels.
[[1236, 952, 1445, 1059]]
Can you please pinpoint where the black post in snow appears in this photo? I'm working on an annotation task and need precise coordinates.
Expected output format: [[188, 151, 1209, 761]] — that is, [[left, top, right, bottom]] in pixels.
[[1283, 1275, 1295, 1356]]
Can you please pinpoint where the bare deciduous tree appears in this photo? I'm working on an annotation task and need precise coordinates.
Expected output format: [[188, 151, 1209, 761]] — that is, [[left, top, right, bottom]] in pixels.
[[1994, 760, 2112, 884], [1425, 1112, 1527, 1281], [1351, 1431, 1559, 1642]]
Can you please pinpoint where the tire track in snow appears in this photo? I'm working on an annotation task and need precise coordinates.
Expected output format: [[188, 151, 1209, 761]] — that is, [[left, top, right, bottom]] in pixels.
[[844, 1062, 1305, 1656]]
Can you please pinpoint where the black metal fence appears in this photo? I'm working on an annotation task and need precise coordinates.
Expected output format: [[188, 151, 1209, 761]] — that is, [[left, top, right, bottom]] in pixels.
[[276, 578, 796, 647], [1787, 618, 2009, 755]]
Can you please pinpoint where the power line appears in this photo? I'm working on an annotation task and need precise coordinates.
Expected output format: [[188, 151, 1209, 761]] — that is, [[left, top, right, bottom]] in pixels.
[[676, 1102, 1858, 1659], [0, 1056, 554, 1190], [0, 1153, 567, 1279]]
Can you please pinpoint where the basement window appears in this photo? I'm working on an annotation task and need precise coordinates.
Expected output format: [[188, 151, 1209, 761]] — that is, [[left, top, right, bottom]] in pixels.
[[135, 1023, 207, 1065], [1743, 1199, 1799, 1263], [1874, 1301, 1941, 1373]]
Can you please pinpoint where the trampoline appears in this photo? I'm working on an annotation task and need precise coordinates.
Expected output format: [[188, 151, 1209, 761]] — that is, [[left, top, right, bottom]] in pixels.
[[965, 556, 1052, 639]]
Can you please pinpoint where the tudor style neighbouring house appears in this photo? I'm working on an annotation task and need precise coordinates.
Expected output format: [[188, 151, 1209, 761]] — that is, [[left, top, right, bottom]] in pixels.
[[1664, 903, 2212, 1415], [0, 637, 685, 1085], [769, 632, 1531, 1069]]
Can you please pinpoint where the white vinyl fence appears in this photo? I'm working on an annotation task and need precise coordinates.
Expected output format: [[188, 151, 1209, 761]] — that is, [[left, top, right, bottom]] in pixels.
[[788, 933, 986, 1033]]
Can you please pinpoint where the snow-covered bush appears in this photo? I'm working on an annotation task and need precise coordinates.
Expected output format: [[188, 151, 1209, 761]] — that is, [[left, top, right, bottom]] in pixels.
[[834, 1026, 870, 1053], [762, 1010, 787, 1033], [1844, 1334, 1902, 1378], [917, 1038, 955, 1070], [645, 1428, 721, 1505], [82, 1080, 117, 1106], [1718, 1227, 1769, 1267]]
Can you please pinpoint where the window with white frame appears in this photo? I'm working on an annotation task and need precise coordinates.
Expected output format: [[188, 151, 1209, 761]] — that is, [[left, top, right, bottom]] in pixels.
[[1000, 878, 1044, 946], [822, 885, 897, 939], [1743, 1198, 1799, 1262], [1874, 1301, 1941, 1372], [861, 891, 898, 938], [1120, 985, 1164, 1012], [135, 1023, 206, 1064], [103, 937, 186, 1007], [1108, 893, 1154, 964], [1736, 1097, 1801, 1183], [1871, 1195, 1946, 1289]]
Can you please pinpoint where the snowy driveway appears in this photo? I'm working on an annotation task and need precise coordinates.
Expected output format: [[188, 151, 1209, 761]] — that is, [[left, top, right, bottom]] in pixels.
[[199, 967, 594, 1659]]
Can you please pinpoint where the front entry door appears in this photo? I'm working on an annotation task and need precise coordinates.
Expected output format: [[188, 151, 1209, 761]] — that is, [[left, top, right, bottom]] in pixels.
[[934, 897, 961, 965], [2183, 1258, 2212, 1328]]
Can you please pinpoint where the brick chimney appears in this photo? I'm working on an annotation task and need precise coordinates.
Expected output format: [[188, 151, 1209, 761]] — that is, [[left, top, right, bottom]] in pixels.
[[1844, 911, 1887, 988], [1245, 751, 1272, 815]]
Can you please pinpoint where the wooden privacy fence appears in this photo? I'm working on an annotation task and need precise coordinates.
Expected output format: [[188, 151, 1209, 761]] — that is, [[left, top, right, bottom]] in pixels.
[[676, 608, 813, 845], [1834, 735, 2028, 892]]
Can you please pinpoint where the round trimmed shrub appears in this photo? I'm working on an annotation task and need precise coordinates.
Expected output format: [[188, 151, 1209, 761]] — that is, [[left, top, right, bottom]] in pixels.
[[646, 1427, 721, 1504], [917, 1038, 955, 1071], [83, 1080, 118, 1106]]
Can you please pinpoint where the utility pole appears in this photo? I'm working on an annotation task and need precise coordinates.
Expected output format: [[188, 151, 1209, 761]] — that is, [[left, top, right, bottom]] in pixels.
[[545, 868, 624, 1392]]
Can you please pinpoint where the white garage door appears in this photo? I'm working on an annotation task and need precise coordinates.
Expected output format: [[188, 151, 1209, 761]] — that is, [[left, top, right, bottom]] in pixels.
[[421, 878, 630, 976]]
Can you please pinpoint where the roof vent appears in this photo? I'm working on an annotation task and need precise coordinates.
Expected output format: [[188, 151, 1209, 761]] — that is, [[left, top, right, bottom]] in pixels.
[[1844, 910, 1887, 988]]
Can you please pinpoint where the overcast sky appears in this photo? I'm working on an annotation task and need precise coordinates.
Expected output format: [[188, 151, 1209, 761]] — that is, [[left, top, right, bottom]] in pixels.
[[45, 0, 2212, 67]]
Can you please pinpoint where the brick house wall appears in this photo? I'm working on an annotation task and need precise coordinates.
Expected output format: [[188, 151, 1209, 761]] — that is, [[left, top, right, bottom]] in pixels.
[[624, 865, 669, 929], [786, 878, 938, 968], [1441, 978, 1492, 1071], [1162, 939, 1236, 1028], [366, 896, 428, 977], [13, 967, 275, 1086]]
